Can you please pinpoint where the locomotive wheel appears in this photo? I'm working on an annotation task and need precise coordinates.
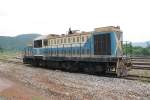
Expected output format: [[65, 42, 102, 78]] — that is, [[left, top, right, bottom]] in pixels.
[[116, 59, 128, 77]]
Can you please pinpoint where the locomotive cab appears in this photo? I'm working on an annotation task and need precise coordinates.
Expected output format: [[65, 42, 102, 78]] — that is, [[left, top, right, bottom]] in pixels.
[[33, 35, 48, 56]]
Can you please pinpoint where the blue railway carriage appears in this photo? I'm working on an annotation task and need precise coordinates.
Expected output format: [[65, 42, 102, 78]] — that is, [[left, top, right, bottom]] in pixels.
[[23, 26, 132, 77]]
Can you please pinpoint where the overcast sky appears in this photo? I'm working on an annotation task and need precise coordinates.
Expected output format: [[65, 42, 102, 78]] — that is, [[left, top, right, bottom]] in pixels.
[[0, 0, 150, 42]]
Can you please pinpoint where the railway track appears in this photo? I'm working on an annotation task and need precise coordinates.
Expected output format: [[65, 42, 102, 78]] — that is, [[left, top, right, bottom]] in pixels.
[[131, 57, 150, 70], [0, 57, 149, 83]]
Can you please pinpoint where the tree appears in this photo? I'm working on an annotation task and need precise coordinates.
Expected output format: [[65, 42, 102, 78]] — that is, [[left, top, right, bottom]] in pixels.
[[141, 48, 150, 56], [123, 44, 150, 57], [123, 42, 132, 56], [146, 42, 150, 48]]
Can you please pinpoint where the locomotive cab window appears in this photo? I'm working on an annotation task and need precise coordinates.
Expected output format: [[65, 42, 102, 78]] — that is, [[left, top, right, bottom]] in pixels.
[[34, 40, 42, 48]]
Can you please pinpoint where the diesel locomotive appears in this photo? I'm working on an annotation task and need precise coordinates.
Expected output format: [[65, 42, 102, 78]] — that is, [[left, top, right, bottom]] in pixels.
[[23, 26, 132, 77]]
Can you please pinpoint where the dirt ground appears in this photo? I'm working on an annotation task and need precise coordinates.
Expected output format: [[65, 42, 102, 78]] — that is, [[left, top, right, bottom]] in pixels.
[[0, 75, 48, 100], [0, 59, 150, 100]]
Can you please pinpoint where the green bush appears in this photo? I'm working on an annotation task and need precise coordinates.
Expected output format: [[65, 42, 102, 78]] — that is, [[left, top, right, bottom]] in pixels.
[[123, 44, 150, 57]]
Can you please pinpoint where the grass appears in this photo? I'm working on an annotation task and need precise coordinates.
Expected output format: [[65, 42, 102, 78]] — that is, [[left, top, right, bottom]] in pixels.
[[128, 69, 150, 83], [129, 69, 150, 77], [0, 51, 21, 60]]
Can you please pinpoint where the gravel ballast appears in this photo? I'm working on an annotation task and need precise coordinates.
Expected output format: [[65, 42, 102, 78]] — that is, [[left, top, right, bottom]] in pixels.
[[0, 61, 150, 100]]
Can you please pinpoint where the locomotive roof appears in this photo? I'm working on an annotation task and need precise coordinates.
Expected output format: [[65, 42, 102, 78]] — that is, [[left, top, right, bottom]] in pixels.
[[94, 26, 122, 33], [34, 35, 48, 41], [34, 26, 122, 40], [47, 31, 90, 39]]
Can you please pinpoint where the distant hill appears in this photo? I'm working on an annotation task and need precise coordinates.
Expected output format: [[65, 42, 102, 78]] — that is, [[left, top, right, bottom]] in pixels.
[[0, 33, 149, 52], [0, 34, 41, 51]]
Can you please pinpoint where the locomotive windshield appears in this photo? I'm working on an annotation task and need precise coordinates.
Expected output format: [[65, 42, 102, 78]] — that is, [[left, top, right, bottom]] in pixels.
[[34, 40, 42, 48]]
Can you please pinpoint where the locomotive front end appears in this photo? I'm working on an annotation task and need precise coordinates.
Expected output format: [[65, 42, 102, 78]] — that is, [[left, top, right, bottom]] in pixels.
[[94, 26, 132, 77]]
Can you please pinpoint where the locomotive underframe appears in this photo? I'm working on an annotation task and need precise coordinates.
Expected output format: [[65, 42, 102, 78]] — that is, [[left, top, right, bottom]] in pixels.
[[23, 56, 131, 77]]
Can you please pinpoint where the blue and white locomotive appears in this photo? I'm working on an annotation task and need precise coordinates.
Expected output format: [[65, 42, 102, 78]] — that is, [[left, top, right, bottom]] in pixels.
[[23, 26, 132, 77]]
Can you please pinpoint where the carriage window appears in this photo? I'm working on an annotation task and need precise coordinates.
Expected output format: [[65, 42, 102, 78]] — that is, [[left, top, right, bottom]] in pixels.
[[57, 39, 59, 44], [68, 38, 70, 43], [48, 40, 50, 45], [77, 37, 80, 42], [54, 40, 56, 44], [50, 40, 51, 45], [64, 38, 66, 43], [61, 38, 63, 43], [51, 40, 53, 45], [73, 37, 75, 42], [59, 39, 60, 44]]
